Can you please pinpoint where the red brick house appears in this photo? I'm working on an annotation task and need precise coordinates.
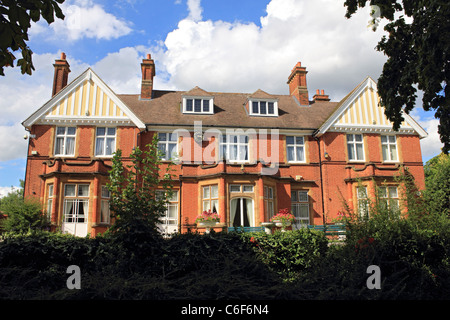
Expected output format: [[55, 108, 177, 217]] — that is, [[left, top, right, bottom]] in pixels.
[[22, 53, 427, 237]]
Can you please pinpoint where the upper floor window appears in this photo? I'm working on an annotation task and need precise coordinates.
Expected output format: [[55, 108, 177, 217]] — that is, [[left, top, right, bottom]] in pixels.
[[220, 134, 249, 163], [158, 132, 178, 161], [286, 136, 305, 163], [381, 135, 398, 162], [95, 127, 116, 157], [347, 134, 364, 161], [249, 99, 278, 116], [55, 126, 76, 156], [183, 97, 214, 114]]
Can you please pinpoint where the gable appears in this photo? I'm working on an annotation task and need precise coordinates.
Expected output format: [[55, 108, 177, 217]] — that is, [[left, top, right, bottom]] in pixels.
[[315, 77, 427, 138], [22, 68, 145, 129]]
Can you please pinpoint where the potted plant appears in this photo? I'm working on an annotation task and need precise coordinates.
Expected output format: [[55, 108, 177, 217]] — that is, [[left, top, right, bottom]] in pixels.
[[196, 209, 220, 234], [270, 208, 295, 231]]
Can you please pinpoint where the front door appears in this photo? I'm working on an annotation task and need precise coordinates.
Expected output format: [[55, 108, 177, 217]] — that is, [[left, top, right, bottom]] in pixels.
[[230, 197, 254, 227], [62, 184, 89, 237]]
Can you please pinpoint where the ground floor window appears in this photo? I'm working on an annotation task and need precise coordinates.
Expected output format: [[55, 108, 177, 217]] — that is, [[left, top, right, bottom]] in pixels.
[[357, 186, 369, 218], [100, 186, 110, 224], [63, 184, 89, 224], [264, 186, 274, 220], [202, 185, 219, 214], [230, 197, 254, 227], [378, 186, 399, 211], [46, 184, 54, 221], [156, 190, 179, 235], [291, 190, 310, 227]]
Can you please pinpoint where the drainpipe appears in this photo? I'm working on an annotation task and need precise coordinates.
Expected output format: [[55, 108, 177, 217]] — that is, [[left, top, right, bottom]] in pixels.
[[314, 136, 326, 225]]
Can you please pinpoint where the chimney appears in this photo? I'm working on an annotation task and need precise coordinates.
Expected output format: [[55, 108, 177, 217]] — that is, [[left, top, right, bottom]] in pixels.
[[313, 89, 330, 102], [140, 54, 155, 100], [287, 62, 309, 105], [52, 52, 70, 97]]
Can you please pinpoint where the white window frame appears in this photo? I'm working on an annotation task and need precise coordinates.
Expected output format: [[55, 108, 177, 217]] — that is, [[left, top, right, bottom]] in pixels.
[[291, 190, 310, 227], [249, 99, 278, 117], [95, 127, 117, 157], [46, 184, 54, 221], [182, 96, 214, 114], [378, 186, 400, 211], [63, 184, 90, 224], [347, 134, 365, 162], [381, 135, 398, 162], [357, 186, 369, 218], [202, 185, 219, 214], [157, 132, 178, 161], [54, 126, 76, 157], [100, 186, 111, 224], [230, 184, 254, 193], [286, 136, 306, 163], [264, 186, 274, 220], [156, 190, 179, 227], [220, 134, 249, 163]]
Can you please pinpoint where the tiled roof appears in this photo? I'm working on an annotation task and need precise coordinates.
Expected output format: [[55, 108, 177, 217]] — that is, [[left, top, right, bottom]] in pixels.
[[118, 90, 338, 130]]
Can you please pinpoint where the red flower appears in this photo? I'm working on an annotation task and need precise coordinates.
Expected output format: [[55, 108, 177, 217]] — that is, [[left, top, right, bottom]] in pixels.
[[250, 237, 256, 243], [368, 237, 374, 244]]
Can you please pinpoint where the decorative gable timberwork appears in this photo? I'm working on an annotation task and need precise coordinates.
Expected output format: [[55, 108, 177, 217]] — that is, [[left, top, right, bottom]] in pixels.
[[22, 68, 145, 130], [315, 77, 427, 138]]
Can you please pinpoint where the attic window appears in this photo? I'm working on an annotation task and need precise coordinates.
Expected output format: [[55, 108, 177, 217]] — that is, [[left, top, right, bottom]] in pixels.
[[249, 99, 278, 116], [183, 97, 214, 114]]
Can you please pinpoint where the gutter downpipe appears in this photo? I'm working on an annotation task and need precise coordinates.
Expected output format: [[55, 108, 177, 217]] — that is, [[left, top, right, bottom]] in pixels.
[[314, 134, 326, 226]]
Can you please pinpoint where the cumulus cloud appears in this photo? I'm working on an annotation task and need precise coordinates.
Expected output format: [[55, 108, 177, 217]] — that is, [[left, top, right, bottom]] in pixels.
[[30, 0, 133, 41]]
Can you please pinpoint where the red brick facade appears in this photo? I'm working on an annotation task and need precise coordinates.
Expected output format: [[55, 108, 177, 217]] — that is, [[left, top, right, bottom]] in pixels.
[[22, 54, 427, 237]]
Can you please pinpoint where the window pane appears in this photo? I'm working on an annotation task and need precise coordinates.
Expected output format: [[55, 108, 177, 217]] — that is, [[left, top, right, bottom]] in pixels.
[[268, 102, 274, 114], [65, 185, 76, 197], [243, 185, 253, 192], [347, 134, 354, 142], [194, 99, 202, 112], [48, 185, 54, 197], [296, 146, 304, 161], [291, 191, 297, 201], [57, 127, 66, 135], [211, 200, 218, 213], [347, 144, 355, 161], [389, 136, 396, 143], [65, 137, 75, 155], [96, 127, 106, 136], [158, 133, 167, 141], [252, 101, 259, 114], [78, 185, 89, 197], [101, 200, 110, 223], [260, 101, 267, 114], [168, 143, 177, 159], [296, 137, 304, 145], [287, 146, 295, 162], [96, 138, 104, 156], [230, 185, 240, 192], [355, 134, 363, 142], [286, 136, 294, 145], [298, 191, 308, 202], [55, 137, 64, 155], [389, 187, 398, 198], [390, 145, 397, 161], [107, 128, 116, 136], [203, 186, 210, 199], [211, 185, 218, 198], [378, 187, 387, 198], [356, 143, 364, 160], [203, 200, 210, 212], [158, 144, 167, 158], [67, 127, 76, 135], [381, 135, 388, 143], [203, 100, 210, 112], [169, 133, 177, 141], [382, 145, 389, 161], [186, 99, 193, 111], [106, 138, 115, 155]]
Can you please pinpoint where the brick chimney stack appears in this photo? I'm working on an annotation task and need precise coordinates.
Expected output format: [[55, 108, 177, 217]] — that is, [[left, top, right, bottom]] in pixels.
[[313, 89, 330, 102], [287, 62, 309, 106], [140, 54, 155, 100], [52, 52, 71, 97]]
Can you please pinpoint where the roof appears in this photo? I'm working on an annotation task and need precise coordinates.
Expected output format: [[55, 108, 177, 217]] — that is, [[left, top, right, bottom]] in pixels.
[[118, 91, 339, 130]]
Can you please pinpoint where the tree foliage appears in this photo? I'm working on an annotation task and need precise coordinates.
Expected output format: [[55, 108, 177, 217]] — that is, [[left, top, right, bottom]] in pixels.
[[344, 0, 450, 153], [0, 0, 65, 76], [424, 153, 450, 217]]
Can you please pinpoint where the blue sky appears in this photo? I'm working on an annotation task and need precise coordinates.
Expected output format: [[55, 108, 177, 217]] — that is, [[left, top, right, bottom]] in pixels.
[[0, 0, 444, 197]]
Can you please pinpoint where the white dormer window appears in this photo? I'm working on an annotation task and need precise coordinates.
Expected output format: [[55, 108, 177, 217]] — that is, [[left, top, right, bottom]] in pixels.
[[182, 96, 214, 114], [249, 99, 278, 116]]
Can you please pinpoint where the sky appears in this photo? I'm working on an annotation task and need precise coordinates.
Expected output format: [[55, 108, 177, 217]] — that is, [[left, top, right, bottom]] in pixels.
[[0, 0, 444, 197]]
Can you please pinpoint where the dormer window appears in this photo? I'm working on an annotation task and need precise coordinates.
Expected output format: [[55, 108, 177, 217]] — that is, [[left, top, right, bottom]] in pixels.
[[182, 96, 214, 114], [249, 99, 278, 116]]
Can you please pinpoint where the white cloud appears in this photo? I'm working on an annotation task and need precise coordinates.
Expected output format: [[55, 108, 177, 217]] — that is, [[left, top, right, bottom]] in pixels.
[[187, 0, 203, 21], [30, 0, 133, 41], [152, 0, 387, 99], [0, 186, 21, 199]]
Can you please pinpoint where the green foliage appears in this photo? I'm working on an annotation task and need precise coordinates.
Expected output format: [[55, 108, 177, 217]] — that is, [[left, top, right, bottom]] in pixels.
[[424, 153, 450, 217], [242, 230, 328, 281], [0, 0, 65, 76], [344, 0, 450, 153], [107, 134, 174, 243], [0, 189, 49, 234]]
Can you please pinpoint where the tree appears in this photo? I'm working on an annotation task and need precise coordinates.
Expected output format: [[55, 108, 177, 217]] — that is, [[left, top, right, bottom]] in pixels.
[[344, 0, 450, 153], [0, 0, 65, 76], [423, 153, 450, 217], [107, 134, 175, 240], [0, 188, 48, 234]]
